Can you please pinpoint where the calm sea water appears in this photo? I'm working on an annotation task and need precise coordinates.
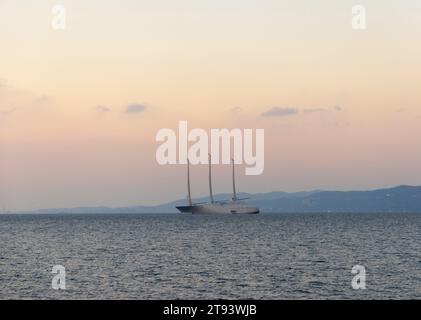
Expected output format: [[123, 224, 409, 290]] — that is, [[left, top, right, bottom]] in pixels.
[[0, 213, 420, 299]]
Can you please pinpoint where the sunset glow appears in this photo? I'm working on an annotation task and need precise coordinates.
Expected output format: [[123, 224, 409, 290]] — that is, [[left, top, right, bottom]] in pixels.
[[1, 0, 421, 211]]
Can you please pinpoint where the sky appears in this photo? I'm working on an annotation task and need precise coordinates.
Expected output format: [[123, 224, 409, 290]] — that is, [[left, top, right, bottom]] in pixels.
[[1, 0, 421, 211]]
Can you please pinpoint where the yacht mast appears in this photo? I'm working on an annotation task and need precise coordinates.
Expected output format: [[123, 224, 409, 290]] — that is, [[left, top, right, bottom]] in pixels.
[[232, 158, 237, 201], [208, 153, 214, 203], [187, 159, 192, 206]]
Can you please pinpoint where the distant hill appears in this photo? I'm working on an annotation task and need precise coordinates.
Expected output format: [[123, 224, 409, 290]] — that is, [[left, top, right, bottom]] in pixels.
[[17, 185, 421, 214], [249, 185, 421, 213]]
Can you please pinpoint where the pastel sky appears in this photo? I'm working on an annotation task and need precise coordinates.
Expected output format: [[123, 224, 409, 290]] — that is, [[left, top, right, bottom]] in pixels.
[[1, 0, 421, 211]]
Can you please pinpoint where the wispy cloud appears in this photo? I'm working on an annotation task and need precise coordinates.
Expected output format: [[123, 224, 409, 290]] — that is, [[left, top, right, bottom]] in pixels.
[[95, 105, 112, 113], [125, 103, 146, 114], [0, 81, 53, 116], [32, 94, 52, 106], [261, 107, 299, 117], [0, 107, 17, 116], [261, 105, 343, 118], [303, 108, 326, 113]]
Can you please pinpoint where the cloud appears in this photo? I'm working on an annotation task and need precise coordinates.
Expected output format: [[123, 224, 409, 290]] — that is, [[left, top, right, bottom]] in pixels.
[[125, 103, 146, 114], [0, 81, 53, 116], [261, 105, 343, 118], [303, 108, 326, 113], [261, 107, 299, 117], [0, 107, 17, 116], [32, 95, 52, 106], [95, 105, 111, 113]]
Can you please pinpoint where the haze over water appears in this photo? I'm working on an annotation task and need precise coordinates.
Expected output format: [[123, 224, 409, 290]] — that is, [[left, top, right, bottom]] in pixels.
[[1, 213, 419, 299]]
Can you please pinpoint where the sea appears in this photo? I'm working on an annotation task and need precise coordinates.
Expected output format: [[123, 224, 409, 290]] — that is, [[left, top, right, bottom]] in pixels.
[[0, 213, 420, 299]]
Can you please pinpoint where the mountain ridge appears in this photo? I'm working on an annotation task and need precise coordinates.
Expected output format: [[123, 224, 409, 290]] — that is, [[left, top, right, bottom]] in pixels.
[[10, 185, 421, 214]]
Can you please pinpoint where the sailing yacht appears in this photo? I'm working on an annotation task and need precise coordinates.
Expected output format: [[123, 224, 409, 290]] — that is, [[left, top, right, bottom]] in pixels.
[[176, 155, 260, 214]]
